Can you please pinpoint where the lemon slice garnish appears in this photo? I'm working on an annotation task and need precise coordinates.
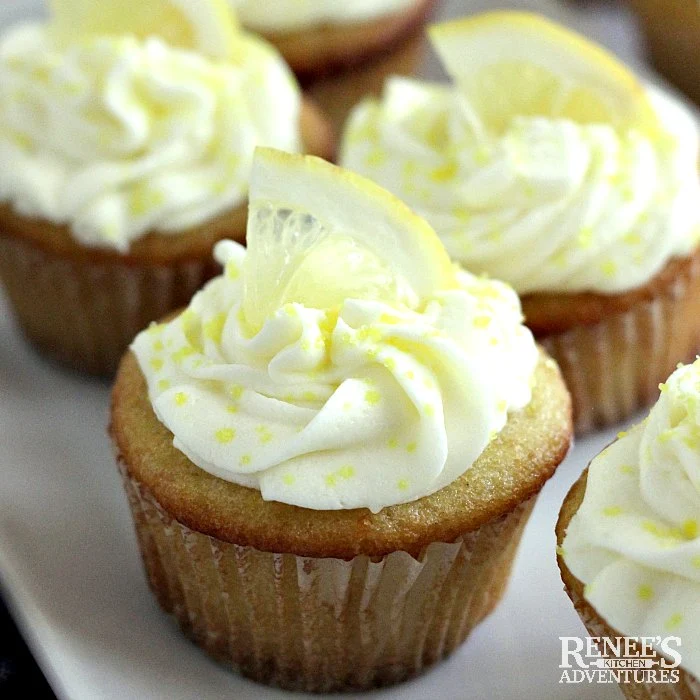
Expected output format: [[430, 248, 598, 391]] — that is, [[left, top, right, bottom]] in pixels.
[[429, 11, 657, 134], [49, 0, 240, 60], [242, 148, 456, 333]]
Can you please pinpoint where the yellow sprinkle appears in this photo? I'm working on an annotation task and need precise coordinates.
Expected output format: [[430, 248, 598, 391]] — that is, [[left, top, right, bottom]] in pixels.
[[302, 391, 317, 402], [129, 185, 165, 217], [489, 337, 499, 346], [383, 357, 396, 371], [658, 382, 668, 393], [600, 260, 617, 278], [406, 442, 417, 453], [150, 358, 164, 371], [402, 160, 418, 179], [452, 205, 471, 222], [637, 584, 654, 601], [229, 385, 244, 400], [226, 404, 239, 414], [226, 263, 240, 280], [473, 316, 491, 329], [282, 474, 295, 486], [497, 399, 507, 412], [357, 327, 382, 343], [365, 390, 381, 406], [240, 454, 251, 466], [342, 401, 352, 412], [157, 379, 170, 391], [325, 474, 337, 487], [300, 340, 311, 352], [365, 149, 386, 167], [617, 431, 628, 439], [623, 232, 642, 245], [256, 425, 273, 444], [152, 339, 164, 352], [397, 479, 409, 491], [551, 250, 568, 269], [682, 519, 698, 539], [619, 464, 635, 475], [602, 505, 623, 517], [486, 229, 502, 243], [577, 227, 593, 249], [424, 404, 435, 416], [172, 346, 195, 364], [405, 370, 415, 380], [691, 555, 700, 568], [215, 428, 236, 444], [338, 465, 356, 480], [203, 313, 227, 343], [430, 160, 458, 183], [174, 392, 188, 406], [658, 430, 674, 444], [387, 437, 399, 449], [665, 613, 683, 631], [474, 145, 490, 165]]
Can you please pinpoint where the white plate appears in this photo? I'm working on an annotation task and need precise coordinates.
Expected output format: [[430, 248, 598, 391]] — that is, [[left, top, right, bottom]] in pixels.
[[0, 1, 660, 698]]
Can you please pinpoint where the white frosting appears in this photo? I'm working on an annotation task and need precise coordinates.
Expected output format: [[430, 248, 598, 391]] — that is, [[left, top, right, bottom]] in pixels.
[[132, 240, 538, 513], [563, 360, 700, 678], [341, 77, 700, 294], [229, 0, 418, 33], [0, 24, 301, 251]]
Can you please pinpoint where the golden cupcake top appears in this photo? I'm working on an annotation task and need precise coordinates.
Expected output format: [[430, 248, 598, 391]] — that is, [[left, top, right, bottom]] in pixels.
[[0, 0, 302, 251], [132, 149, 540, 513], [342, 12, 700, 295]]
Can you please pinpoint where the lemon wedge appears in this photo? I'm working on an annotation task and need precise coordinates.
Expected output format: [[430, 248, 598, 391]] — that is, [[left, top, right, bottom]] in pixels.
[[429, 11, 656, 134], [49, 0, 240, 60], [242, 148, 456, 332]]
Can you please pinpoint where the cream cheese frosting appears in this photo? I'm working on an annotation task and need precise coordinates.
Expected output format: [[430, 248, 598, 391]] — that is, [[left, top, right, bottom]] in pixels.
[[229, 0, 418, 33], [131, 239, 538, 513], [563, 359, 700, 677], [0, 24, 301, 251], [341, 77, 700, 295]]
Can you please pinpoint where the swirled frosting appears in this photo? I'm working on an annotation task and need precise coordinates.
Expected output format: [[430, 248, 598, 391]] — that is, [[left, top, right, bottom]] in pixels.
[[0, 24, 301, 251], [563, 359, 700, 677], [132, 240, 538, 512], [341, 78, 700, 294], [229, 0, 418, 33]]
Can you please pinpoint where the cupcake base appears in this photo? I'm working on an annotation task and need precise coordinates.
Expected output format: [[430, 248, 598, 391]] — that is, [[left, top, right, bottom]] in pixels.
[[523, 250, 700, 433], [119, 459, 535, 693], [557, 473, 700, 699]]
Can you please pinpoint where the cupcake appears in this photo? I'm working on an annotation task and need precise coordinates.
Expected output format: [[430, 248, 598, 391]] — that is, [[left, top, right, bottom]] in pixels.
[[110, 148, 572, 692], [229, 0, 440, 130], [630, 0, 700, 108], [0, 0, 333, 376], [341, 12, 700, 433], [557, 359, 700, 697]]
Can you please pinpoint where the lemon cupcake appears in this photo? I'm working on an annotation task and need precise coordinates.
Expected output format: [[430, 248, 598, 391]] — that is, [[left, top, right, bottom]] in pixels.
[[0, 0, 333, 376], [230, 0, 440, 131], [557, 359, 700, 697], [341, 12, 700, 433], [110, 148, 572, 692], [630, 0, 700, 108]]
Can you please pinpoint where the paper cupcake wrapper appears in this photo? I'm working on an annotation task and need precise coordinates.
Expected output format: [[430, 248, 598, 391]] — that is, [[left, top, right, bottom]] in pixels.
[[539, 257, 700, 434], [118, 459, 536, 693], [565, 581, 700, 700], [0, 235, 217, 376]]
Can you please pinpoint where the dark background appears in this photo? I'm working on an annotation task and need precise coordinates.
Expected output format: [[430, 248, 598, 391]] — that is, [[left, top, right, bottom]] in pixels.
[[0, 593, 56, 699]]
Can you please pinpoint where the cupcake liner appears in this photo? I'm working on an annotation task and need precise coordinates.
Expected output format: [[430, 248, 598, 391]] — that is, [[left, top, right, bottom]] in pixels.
[[117, 457, 536, 693], [564, 577, 700, 700], [538, 256, 700, 433], [0, 234, 218, 376]]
